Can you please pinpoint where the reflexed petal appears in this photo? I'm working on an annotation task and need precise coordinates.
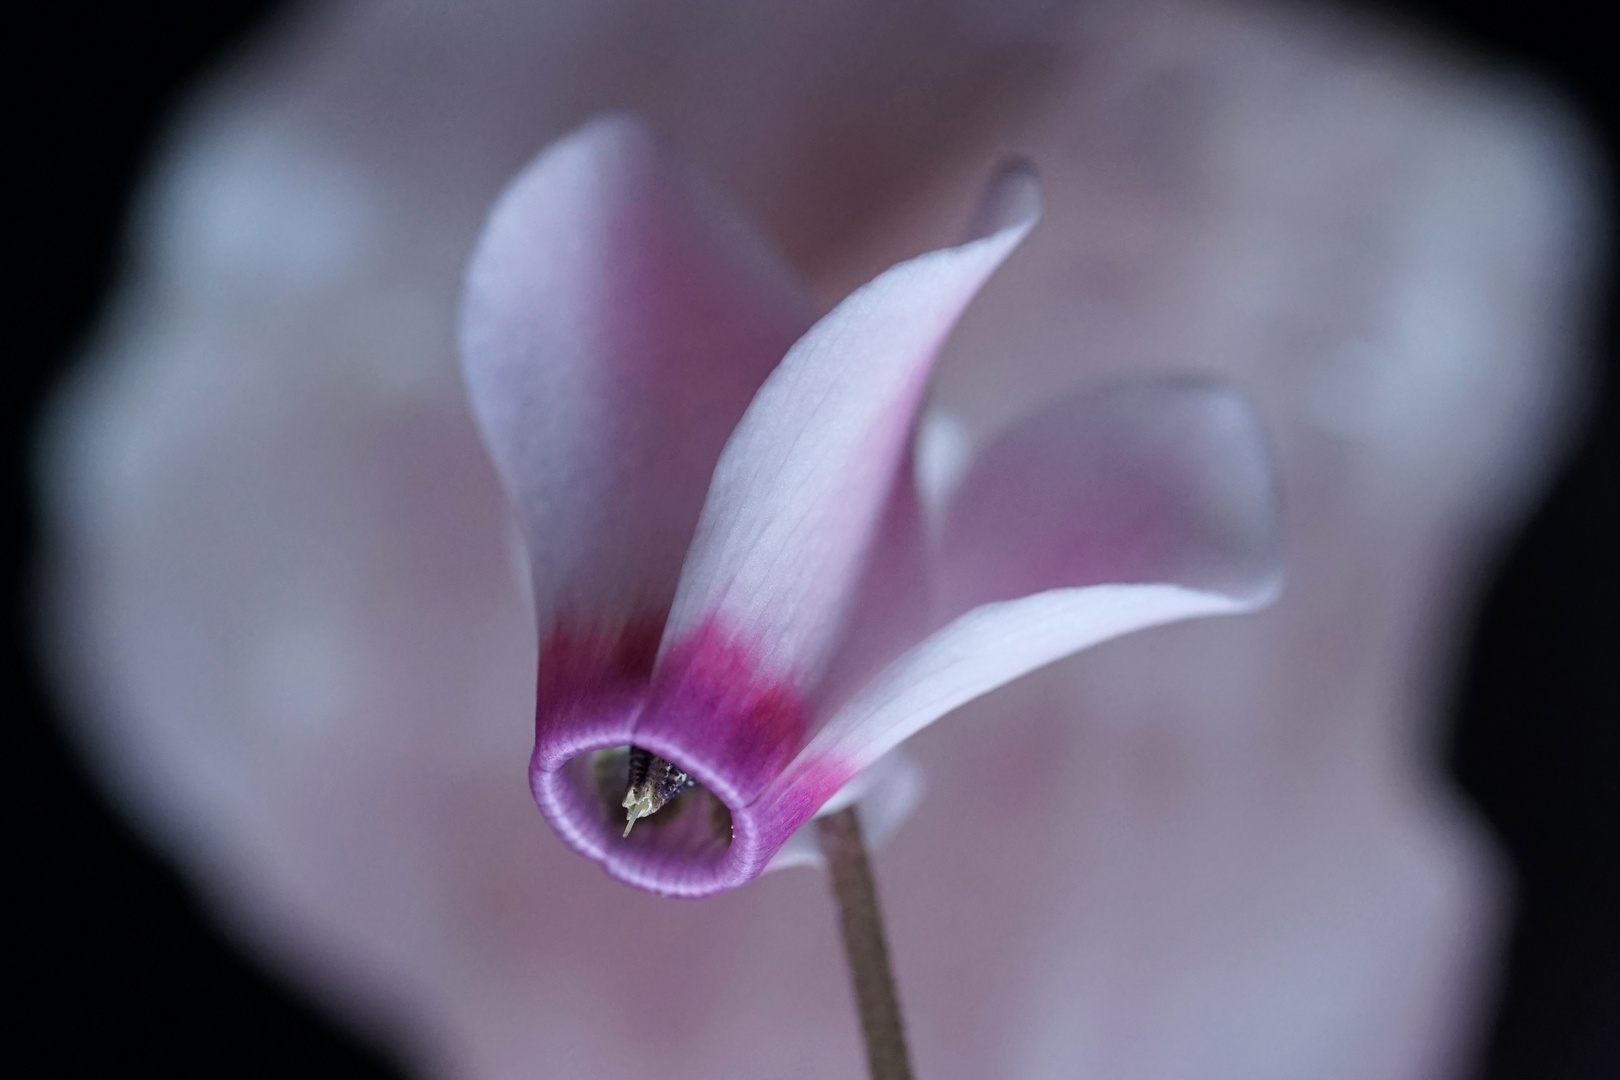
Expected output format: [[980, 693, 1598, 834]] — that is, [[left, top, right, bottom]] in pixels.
[[774, 379, 1281, 798], [458, 113, 814, 626], [655, 166, 1041, 687], [780, 585, 1258, 803]]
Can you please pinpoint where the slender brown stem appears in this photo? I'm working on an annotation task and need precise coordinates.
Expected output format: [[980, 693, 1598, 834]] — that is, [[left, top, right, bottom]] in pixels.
[[816, 807, 915, 1080]]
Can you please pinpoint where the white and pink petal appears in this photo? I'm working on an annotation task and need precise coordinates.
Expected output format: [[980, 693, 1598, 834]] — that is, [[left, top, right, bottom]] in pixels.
[[459, 114, 815, 629], [654, 165, 1043, 688], [769, 379, 1282, 814]]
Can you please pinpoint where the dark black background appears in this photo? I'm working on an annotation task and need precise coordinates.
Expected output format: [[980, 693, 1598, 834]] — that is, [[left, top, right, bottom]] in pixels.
[[9, 2, 1614, 1077]]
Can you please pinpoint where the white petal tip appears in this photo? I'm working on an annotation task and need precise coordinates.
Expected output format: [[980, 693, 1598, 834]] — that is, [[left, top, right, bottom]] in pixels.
[[965, 157, 1042, 242]]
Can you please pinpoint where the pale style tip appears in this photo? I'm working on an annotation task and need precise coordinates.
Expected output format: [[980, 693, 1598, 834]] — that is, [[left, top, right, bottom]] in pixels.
[[622, 786, 655, 837], [620, 746, 695, 838]]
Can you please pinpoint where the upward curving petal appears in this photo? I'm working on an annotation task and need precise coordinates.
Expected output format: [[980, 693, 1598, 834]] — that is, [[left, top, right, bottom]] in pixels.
[[771, 379, 1282, 803], [655, 165, 1042, 687], [458, 114, 815, 628]]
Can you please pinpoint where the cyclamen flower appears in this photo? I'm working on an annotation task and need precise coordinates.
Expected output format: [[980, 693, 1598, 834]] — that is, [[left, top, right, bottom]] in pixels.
[[39, 1, 1598, 1076], [461, 116, 1279, 896]]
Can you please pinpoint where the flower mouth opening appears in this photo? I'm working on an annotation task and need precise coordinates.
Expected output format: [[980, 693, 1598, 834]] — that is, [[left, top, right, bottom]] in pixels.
[[590, 746, 734, 841], [535, 736, 756, 894]]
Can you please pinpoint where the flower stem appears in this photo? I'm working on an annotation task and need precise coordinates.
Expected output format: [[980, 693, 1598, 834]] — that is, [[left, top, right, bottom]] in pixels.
[[816, 807, 915, 1080]]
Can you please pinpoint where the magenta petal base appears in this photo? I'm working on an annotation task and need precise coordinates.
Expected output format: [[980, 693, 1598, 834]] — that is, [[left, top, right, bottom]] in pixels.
[[530, 616, 840, 897]]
